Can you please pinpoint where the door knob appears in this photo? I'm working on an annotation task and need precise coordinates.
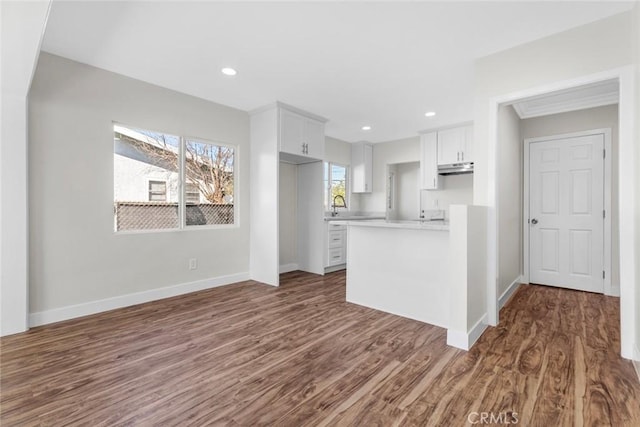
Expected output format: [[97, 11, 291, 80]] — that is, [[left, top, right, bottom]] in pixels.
[[531, 218, 538, 225]]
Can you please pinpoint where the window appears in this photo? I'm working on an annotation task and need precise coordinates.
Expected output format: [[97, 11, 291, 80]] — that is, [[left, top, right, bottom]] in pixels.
[[113, 124, 236, 232], [324, 162, 348, 212], [148, 180, 167, 201]]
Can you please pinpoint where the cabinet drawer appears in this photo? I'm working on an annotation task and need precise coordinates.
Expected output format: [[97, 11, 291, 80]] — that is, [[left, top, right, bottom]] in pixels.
[[327, 247, 345, 266], [328, 230, 345, 248], [328, 223, 347, 231]]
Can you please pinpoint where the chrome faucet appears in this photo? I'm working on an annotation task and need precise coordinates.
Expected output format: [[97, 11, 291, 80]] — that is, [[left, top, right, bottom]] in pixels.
[[331, 195, 347, 217]]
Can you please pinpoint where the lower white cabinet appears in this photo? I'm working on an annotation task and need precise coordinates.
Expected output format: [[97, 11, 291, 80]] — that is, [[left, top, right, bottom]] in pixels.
[[325, 223, 347, 268]]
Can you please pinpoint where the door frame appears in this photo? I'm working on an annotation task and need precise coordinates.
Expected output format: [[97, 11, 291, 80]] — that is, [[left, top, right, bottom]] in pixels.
[[522, 128, 613, 295], [486, 65, 636, 359]]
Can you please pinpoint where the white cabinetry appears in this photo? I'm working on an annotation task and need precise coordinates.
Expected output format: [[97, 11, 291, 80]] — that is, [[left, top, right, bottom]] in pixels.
[[279, 107, 325, 162], [352, 142, 373, 193], [325, 222, 347, 268], [420, 132, 439, 190], [250, 102, 328, 286], [437, 125, 473, 165]]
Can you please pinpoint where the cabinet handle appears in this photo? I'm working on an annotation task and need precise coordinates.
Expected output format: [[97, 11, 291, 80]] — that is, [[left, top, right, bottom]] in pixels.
[[433, 177, 435, 187], [302, 143, 305, 154], [457, 152, 460, 162], [461, 151, 464, 161]]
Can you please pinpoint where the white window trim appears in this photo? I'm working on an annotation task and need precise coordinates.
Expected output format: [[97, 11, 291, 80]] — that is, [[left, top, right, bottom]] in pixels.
[[113, 122, 239, 233]]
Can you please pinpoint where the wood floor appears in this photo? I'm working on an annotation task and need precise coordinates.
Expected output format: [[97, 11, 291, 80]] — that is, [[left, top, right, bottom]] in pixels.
[[1, 271, 639, 426]]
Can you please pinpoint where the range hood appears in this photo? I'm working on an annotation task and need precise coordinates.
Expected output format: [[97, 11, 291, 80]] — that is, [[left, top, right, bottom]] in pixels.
[[438, 162, 474, 175]]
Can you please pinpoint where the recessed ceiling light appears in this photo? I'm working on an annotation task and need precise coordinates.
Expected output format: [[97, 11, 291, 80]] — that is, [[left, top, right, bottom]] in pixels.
[[221, 67, 237, 76], [424, 111, 436, 117], [361, 126, 371, 131]]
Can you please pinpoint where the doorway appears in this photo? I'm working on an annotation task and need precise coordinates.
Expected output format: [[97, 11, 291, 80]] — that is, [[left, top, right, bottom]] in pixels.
[[524, 130, 611, 294], [486, 67, 636, 360]]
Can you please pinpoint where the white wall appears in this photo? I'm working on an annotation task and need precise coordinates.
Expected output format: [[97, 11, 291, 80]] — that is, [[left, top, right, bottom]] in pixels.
[[395, 162, 420, 220], [497, 105, 522, 297], [0, 0, 51, 335], [521, 105, 620, 291], [325, 136, 351, 166], [420, 175, 474, 219], [474, 11, 637, 357], [279, 162, 298, 268], [28, 53, 250, 315], [358, 137, 419, 213]]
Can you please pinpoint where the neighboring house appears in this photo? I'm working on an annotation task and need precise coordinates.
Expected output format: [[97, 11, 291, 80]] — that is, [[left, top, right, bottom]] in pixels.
[[113, 127, 201, 204]]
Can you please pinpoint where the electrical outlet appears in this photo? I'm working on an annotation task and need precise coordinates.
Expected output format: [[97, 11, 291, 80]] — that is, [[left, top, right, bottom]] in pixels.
[[189, 258, 197, 270]]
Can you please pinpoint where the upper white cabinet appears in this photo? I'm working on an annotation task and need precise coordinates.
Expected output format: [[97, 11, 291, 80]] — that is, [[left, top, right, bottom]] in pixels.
[[352, 142, 373, 193], [420, 132, 439, 190], [279, 107, 326, 161], [437, 125, 473, 165]]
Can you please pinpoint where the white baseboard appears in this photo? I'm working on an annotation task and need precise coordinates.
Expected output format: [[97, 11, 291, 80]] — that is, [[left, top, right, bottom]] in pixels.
[[324, 264, 346, 274], [634, 343, 640, 383], [447, 314, 488, 351], [606, 284, 620, 297], [279, 263, 299, 274], [499, 276, 522, 310], [29, 272, 250, 327]]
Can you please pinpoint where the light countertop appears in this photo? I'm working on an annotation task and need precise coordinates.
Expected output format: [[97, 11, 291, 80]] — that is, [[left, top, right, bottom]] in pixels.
[[324, 215, 386, 222], [337, 219, 449, 231]]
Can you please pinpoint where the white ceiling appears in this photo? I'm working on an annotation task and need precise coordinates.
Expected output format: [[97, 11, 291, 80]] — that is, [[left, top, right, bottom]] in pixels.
[[41, 1, 634, 143]]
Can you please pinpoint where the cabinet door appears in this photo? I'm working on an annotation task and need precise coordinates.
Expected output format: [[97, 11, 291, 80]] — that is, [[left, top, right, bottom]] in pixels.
[[352, 142, 373, 193], [461, 125, 473, 162], [420, 132, 439, 190], [305, 118, 325, 160], [363, 144, 373, 192], [280, 109, 306, 156], [437, 127, 465, 165]]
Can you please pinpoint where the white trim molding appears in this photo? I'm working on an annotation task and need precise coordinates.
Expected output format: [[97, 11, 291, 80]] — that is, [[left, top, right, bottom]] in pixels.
[[499, 276, 522, 310], [29, 272, 250, 327], [447, 314, 489, 351]]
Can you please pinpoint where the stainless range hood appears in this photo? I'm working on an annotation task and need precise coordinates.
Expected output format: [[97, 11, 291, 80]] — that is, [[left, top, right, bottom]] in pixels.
[[438, 162, 474, 175]]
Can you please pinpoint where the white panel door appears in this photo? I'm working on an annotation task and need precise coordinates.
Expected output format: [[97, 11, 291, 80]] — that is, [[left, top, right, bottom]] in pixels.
[[529, 134, 604, 293]]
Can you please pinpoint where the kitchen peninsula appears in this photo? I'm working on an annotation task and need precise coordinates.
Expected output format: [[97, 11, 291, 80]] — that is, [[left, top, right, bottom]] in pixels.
[[342, 205, 488, 351], [345, 219, 451, 328]]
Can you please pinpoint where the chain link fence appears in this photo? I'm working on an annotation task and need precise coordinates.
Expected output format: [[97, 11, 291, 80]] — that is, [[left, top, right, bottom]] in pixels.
[[115, 202, 233, 231]]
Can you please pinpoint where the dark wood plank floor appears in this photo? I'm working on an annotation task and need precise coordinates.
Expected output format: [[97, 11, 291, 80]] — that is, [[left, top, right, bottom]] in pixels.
[[1, 271, 639, 426]]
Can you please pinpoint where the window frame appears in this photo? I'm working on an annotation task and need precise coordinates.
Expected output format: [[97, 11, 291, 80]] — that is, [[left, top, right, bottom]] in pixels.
[[324, 161, 349, 213], [113, 122, 239, 234]]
